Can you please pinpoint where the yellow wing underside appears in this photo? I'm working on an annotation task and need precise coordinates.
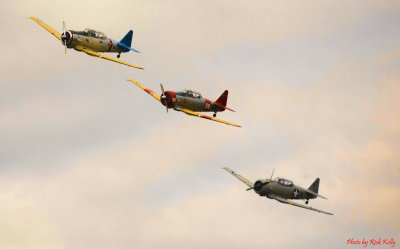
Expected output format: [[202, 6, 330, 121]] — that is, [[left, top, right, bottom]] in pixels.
[[128, 78, 241, 127], [30, 16, 143, 70], [30, 16, 61, 40], [179, 108, 242, 127], [128, 79, 161, 101], [75, 46, 144, 70]]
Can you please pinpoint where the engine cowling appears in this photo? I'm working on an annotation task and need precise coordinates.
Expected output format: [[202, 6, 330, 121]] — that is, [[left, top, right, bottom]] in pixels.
[[61, 30, 73, 46], [253, 180, 269, 195], [161, 90, 177, 108]]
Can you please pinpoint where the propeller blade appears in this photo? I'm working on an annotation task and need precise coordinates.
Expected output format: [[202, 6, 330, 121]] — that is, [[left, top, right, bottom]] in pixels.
[[160, 83, 168, 113], [62, 21, 67, 54], [160, 83, 165, 95], [269, 167, 275, 182]]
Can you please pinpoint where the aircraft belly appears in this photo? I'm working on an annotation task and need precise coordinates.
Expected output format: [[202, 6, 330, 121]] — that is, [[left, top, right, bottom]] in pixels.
[[210, 103, 222, 112]]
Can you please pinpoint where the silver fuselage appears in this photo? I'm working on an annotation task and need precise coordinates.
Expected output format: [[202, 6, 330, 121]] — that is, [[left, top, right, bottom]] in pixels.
[[64, 30, 123, 53]]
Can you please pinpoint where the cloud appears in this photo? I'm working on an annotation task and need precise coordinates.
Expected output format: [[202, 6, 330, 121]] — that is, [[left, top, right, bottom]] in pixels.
[[1, 1, 400, 248], [2, 0, 394, 83]]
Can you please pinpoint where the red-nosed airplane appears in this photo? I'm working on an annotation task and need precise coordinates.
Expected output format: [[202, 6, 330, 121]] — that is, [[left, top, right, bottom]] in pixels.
[[128, 79, 242, 127], [30, 16, 143, 70]]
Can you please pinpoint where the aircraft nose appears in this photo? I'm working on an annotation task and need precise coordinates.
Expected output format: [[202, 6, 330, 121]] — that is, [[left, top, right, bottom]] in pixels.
[[61, 31, 71, 45], [161, 92, 169, 106]]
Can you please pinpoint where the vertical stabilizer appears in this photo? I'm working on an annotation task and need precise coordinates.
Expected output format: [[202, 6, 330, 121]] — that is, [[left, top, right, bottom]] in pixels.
[[215, 90, 228, 107], [308, 178, 320, 194], [117, 30, 140, 53]]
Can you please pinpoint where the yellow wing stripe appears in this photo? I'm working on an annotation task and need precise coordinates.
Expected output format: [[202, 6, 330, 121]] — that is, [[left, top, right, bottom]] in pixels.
[[75, 46, 144, 70], [128, 79, 161, 102], [180, 108, 242, 128], [30, 16, 61, 41]]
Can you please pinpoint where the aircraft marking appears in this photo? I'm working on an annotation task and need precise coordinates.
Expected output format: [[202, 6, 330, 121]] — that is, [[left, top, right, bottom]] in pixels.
[[108, 39, 113, 52], [293, 188, 300, 198]]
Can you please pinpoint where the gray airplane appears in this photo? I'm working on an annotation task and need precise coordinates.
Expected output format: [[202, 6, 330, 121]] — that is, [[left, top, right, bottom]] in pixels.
[[128, 79, 241, 127], [223, 167, 333, 215]]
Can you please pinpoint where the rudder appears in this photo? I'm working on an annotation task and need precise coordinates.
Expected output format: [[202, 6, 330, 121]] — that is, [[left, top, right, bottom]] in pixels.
[[118, 30, 140, 53], [119, 30, 133, 47], [308, 178, 320, 194], [215, 90, 228, 107]]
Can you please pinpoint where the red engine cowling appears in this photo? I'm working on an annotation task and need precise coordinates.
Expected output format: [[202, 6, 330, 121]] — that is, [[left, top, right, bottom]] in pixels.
[[162, 91, 176, 108]]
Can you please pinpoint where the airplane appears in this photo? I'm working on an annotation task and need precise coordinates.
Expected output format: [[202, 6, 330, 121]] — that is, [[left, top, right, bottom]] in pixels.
[[223, 167, 333, 215], [127, 79, 242, 127], [30, 16, 143, 70]]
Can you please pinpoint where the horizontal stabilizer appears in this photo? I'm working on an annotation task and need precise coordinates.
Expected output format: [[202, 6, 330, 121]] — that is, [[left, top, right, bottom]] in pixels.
[[305, 189, 327, 199], [118, 30, 140, 53], [117, 41, 140, 53], [213, 102, 235, 112]]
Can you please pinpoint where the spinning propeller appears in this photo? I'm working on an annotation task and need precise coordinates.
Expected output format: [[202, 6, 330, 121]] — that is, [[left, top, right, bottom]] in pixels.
[[61, 21, 68, 54], [246, 167, 275, 191], [160, 83, 168, 113]]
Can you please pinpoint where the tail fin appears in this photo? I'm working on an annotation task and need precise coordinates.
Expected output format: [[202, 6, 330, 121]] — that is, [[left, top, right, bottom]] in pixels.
[[308, 178, 320, 194], [215, 90, 228, 107], [117, 30, 140, 53], [214, 90, 235, 112]]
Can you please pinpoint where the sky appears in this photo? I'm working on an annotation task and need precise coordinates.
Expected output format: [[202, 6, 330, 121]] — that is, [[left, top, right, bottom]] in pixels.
[[1, 1, 400, 248]]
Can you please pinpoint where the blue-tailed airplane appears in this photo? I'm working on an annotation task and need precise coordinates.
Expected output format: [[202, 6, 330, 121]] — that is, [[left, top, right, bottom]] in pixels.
[[30, 16, 143, 70]]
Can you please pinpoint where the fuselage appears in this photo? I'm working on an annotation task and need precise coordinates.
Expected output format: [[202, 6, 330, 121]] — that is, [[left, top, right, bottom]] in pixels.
[[253, 178, 315, 200], [62, 29, 125, 53], [162, 89, 226, 113]]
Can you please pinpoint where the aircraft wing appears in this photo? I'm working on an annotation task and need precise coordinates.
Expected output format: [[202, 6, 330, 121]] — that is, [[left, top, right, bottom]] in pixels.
[[127, 79, 161, 102], [305, 189, 327, 199], [179, 108, 242, 128], [269, 195, 333, 215], [30, 16, 61, 41], [75, 46, 144, 70], [223, 167, 254, 188]]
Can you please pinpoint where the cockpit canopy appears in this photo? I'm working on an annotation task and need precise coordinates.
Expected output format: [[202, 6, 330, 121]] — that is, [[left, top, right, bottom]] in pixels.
[[276, 178, 293, 186], [84, 28, 107, 39], [180, 89, 202, 98]]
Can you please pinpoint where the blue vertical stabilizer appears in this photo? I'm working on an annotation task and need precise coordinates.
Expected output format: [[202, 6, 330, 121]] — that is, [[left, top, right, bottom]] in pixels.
[[117, 30, 140, 53]]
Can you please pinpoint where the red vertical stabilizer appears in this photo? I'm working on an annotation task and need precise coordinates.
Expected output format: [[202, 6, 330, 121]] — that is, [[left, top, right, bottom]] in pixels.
[[215, 90, 228, 107], [214, 90, 235, 112]]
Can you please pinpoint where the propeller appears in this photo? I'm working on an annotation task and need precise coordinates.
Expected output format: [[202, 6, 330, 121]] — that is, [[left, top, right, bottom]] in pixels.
[[61, 21, 67, 54], [269, 167, 275, 182], [160, 83, 168, 113], [247, 167, 275, 191]]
